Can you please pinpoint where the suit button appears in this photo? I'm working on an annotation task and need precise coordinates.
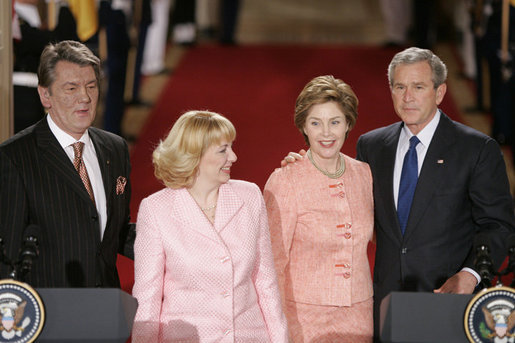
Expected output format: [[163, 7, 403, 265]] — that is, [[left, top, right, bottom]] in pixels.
[[401, 248, 407, 254], [92, 215, 98, 221], [344, 232, 351, 239], [343, 272, 351, 279], [224, 329, 232, 335]]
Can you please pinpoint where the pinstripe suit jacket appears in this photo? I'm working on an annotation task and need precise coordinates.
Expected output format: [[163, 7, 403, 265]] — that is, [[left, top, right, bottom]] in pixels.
[[0, 117, 132, 287]]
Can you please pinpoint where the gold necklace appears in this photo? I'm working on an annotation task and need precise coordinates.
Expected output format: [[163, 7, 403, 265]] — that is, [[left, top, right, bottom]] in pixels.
[[186, 189, 217, 212], [307, 149, 345, 179]]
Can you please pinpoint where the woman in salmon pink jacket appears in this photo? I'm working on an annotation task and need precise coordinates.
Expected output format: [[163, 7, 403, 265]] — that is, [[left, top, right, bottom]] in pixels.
[[264, 76, 374, 343]]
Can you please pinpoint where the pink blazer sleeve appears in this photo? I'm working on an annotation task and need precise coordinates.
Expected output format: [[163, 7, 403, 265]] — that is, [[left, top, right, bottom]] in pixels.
[[251, 188, 290, 343], [263, 167, 298, 306], [131, 198, 166, 343]]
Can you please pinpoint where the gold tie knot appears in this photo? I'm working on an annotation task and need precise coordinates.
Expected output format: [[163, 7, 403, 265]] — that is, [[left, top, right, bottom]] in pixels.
[[72, 141, 84, 159]]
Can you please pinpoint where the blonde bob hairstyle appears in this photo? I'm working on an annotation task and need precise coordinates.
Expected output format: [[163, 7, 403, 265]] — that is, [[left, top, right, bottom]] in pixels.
[[153, 110, 236, 189]]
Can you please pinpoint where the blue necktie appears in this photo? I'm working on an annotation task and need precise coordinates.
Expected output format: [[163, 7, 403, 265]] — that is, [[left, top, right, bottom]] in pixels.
[[397, 136, 420, 234]]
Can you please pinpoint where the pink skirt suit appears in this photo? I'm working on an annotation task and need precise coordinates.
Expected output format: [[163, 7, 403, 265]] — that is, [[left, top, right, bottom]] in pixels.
[[264, 155, 374, 343], [132, 180, 289, 342]]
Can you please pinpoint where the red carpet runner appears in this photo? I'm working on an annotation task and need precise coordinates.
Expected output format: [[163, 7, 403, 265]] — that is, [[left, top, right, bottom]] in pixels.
[[118, 44, 461, 292]]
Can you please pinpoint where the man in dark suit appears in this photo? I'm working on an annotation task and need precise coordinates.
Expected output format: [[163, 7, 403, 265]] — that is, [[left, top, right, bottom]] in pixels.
[[0, 40, 133, 288], [355, 47, 515, 339]]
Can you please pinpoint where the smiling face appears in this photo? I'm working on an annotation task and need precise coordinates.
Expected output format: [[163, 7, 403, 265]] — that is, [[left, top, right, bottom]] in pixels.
[[197, 140, 237, 187], [38, 61, 98, 140], [390, 61, 446, 135], [303, 101, 348, 171]]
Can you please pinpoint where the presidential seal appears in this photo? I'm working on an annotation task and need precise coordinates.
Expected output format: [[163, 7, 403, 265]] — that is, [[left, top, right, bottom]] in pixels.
[[0, 280, 44, 343], [465, 286, 515, 343]]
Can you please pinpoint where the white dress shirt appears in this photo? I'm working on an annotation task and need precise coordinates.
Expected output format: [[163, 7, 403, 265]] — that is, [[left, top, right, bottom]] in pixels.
[[47, 115, 107, 240], [393, 110, 440, 209]]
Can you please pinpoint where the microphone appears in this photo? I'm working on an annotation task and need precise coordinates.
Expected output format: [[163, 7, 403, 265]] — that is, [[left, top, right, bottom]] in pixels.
[[0, 237, 10, 266], [16, 224, 40, 282], [505, 233, 515, 287], [474, 233, 495, 289]]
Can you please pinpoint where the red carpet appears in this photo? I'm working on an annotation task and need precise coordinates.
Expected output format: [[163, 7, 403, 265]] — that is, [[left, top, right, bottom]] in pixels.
[[118, 44, 462, 292]]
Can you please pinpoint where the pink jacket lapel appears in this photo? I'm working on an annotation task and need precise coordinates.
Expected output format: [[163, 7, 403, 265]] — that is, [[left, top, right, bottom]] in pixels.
[[214, 182, 244, 233]]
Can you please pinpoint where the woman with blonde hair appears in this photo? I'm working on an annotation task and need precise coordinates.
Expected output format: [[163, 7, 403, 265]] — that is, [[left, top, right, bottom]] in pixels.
[[132, 110, 288, 342]]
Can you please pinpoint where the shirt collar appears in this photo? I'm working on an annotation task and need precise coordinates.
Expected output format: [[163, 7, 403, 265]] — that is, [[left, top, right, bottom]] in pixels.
[[47, 114, 92, 149], [400, 109, 441, 148]]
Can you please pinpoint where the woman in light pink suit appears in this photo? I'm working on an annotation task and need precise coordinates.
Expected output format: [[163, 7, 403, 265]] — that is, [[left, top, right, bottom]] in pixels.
[[131, 111, 288, 343], [264, 76, 374, 342]]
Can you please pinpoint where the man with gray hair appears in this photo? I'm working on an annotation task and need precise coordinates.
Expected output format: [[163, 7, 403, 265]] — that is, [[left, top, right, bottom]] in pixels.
[[356, 47, 515, 339], [0, 40, 134, 288]]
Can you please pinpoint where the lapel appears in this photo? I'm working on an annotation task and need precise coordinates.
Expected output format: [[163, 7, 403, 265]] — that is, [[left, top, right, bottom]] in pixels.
[[376, 123, 404, 242], [174, 183, 244, 244], [89, 128, 114, 221], [403, 113, 456, 240], [35, 119, 96, 209], [215, 182, 244, 234]]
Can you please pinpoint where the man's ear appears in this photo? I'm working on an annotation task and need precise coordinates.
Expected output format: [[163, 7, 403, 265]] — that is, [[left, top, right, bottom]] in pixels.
[[37, 86, 51, 109], [435, 83, 447, 106]]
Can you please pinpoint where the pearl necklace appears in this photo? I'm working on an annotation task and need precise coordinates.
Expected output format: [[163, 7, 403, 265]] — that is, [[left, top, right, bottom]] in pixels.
[[307, 149, 345, 179], [201, 203, 217, 211]]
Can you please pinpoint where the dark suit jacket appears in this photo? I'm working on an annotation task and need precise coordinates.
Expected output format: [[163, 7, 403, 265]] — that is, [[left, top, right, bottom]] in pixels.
[[356, 112, 514, 307], [0, 117, 133, 287]]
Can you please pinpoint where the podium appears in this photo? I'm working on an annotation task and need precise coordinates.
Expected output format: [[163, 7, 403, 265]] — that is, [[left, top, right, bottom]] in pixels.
[[36, 288, 138, 342], [380, 292, 473, 343]]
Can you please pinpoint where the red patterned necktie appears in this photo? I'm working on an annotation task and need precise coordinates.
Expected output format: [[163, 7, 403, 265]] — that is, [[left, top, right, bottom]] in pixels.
[[72, 142, 96, 205]]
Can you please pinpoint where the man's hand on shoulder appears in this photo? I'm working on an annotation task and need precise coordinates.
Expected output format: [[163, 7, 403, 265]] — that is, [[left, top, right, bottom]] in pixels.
[[433, 270, 477, 294], [280, 149, 307, 167]]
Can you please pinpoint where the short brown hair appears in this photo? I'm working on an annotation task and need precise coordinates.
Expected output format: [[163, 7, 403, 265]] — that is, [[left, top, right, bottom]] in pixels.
[[294, 75, 358, 145], [38, 40, 100, 89]]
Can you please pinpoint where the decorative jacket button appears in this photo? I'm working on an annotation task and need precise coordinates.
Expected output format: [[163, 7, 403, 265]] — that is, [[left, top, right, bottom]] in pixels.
[[343, 272, 351, 279], [344, 232, 351, 239]]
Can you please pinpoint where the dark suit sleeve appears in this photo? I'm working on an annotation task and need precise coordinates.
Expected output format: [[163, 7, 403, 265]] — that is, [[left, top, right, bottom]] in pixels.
[[116, 139, 134, 260], [0, 149, 28, 278], [356, 136, 367, 163], [119, 223, 135, 260], [466, 138, 515, 270]]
